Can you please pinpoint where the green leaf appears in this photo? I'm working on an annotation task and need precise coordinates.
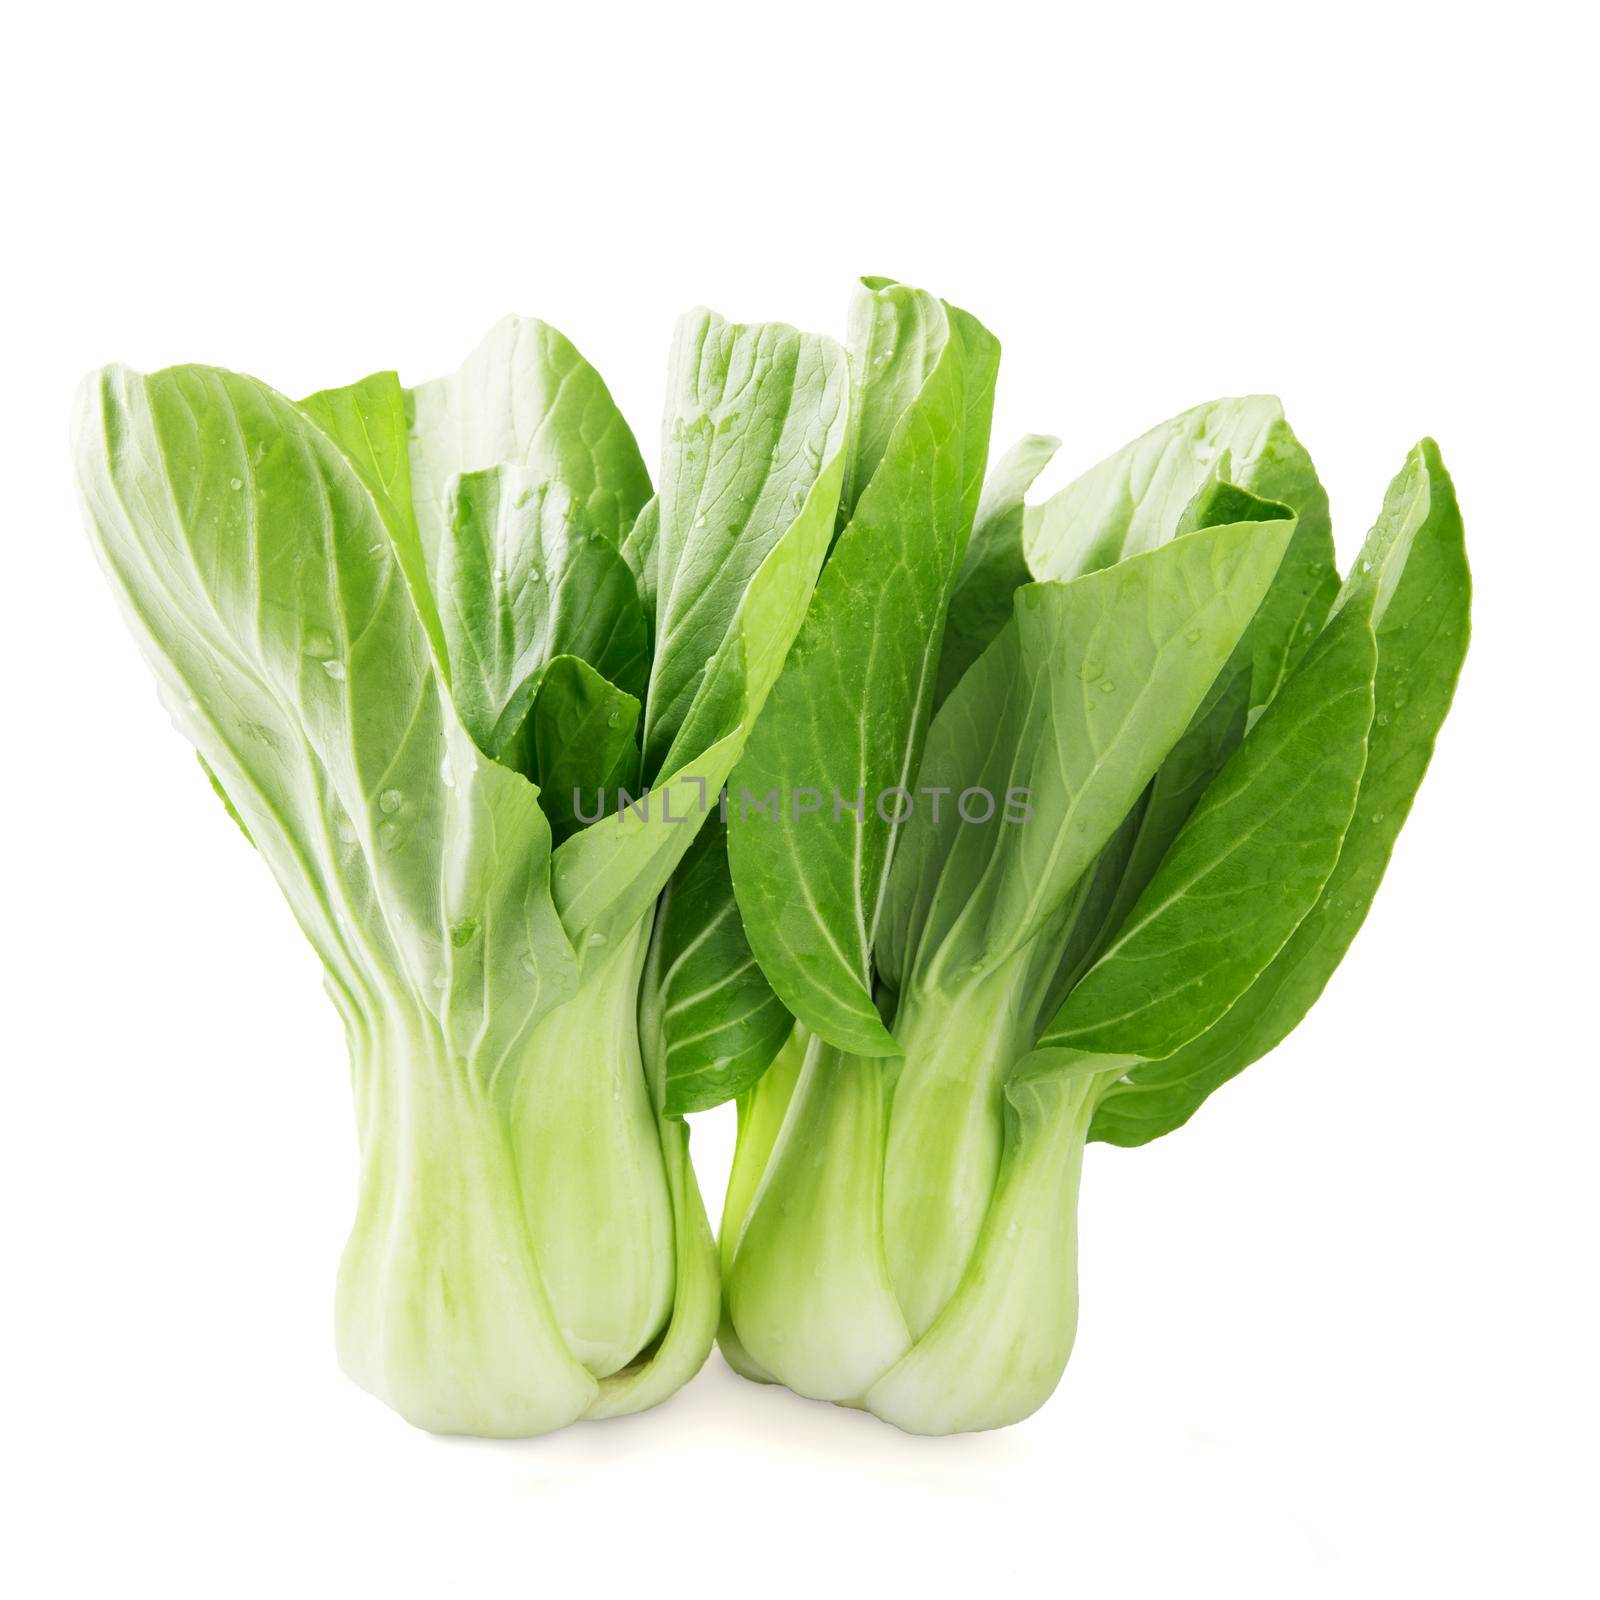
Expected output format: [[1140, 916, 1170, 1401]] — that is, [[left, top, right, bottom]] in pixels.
[[1024, 394, 1328, 582], [299, 369, 449, 678], [551, 316, 849, 951], [1090, 440, 1470, 1145], [1024, 393, 1338, 704], [406, 314, 651, 575], [1017, 426, 1339, 1007], [935, 432, 1060, 708], [1041, 596, 1376, 1058], [878, 514, 1297, 996], [647, 821, 792, 1116], [1070, 475, 1297, 961], [1027, 802, 1150, 1026], [75, 363, 580, 1082], [1226, 425, 1342, 710], [436, 720, 587, 1089], [842, 276, 939, 517], [513, 654, 641, 845], [437, 464, 648, 759], [619, 494, 660, 633], [643, 309, 850, 776], [728, 282, 999, 1056]]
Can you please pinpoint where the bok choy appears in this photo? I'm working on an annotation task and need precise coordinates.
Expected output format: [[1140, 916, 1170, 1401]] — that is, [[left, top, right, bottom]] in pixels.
[[717, 283, 1469, 1432], [74, 276, 1468, 1440], [74, 310, 848, 1435]]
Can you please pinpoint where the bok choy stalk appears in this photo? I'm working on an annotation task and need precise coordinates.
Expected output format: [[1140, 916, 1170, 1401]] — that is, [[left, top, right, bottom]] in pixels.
[[73, 310, 848, 1435], [719, 324, 1470, 1433]]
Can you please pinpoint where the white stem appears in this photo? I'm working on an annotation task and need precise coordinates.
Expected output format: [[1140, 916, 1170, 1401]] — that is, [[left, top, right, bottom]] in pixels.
[[509, 919, 675, 1377], [336, 1002, 597, 1436]]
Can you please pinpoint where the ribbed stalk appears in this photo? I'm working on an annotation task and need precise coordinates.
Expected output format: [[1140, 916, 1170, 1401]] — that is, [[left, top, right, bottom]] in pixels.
[[726, 1035, 911, 1401], [717, 1024, 807, 1384], [509, 918, 675, 1377], [336, 1000, 597, 1436], [881, 947, 1042, 1336], [865, 1067, 1101, 1434]]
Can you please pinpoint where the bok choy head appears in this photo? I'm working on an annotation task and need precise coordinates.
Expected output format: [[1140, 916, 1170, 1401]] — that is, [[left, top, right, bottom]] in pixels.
[[717, 286, 1470, 1433], [74, 310, 848, 1436]]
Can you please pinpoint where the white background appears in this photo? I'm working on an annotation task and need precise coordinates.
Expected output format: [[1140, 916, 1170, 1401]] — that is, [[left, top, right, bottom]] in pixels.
[[5, 3, 1595, 1595]]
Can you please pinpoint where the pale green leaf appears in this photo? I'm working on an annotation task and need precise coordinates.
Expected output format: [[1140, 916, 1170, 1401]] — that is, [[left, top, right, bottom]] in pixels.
[[619, 493, 660, 632], [406, 315, 651, 580], [643, 309, 849, 775], [551, 319, 848, 950], [437, 464, 647, 758], [878, 515, 1297, 996], [1065, 476, 1296, 965], [74, 362, 579, 1084], [298, 370, 448, 678], [1042, 598, 1375, 1058]]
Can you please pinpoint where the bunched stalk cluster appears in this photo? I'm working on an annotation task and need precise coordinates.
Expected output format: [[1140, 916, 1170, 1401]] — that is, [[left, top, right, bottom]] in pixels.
[[75, 279, 1468, 1437]]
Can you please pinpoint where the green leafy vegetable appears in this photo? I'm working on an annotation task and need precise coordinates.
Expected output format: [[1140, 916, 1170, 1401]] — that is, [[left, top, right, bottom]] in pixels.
[[75, 305, 846, 1437], [75, 281, 1469, 1444], [721, 374, 1469, 1433]]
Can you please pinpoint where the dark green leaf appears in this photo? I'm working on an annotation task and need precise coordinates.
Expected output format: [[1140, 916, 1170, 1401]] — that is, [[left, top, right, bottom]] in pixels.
[[438, 465, 649, 758], [1043, 600, 1375, 1058], [651, 823, 792, 1115], [935, 433, 1060, 709], [1091, 440, 1469, 1144], [515, 655, 640, 844], [728, 282, 999, 1056]]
